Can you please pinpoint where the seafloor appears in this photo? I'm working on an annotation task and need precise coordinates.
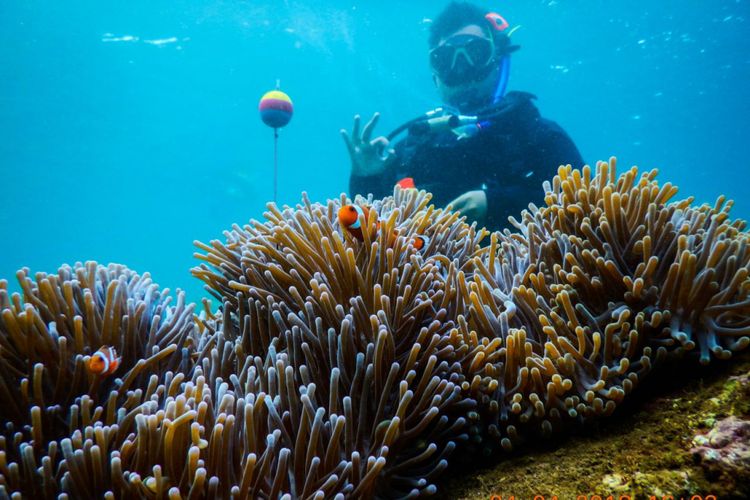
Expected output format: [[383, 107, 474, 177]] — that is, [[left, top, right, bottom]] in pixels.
[[439, 353, 750, 499]]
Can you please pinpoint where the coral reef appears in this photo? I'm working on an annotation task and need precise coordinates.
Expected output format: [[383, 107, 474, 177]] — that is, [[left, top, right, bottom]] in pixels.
[[440, 356, 750, 500], [1, 158, 749, 498], [692, 416, 750, 474]]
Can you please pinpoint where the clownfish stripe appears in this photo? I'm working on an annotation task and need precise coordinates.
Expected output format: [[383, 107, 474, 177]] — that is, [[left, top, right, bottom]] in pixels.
[[349, 205, 365, 229], [97, 351, 110, 373]]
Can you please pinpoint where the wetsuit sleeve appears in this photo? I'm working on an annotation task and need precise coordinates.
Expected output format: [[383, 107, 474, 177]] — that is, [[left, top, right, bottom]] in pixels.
[[348, 152, 401, 200]]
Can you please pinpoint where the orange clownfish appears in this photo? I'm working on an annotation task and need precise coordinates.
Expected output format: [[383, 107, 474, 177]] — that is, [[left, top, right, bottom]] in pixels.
[[411, 234, 430, 251], [87, 346, 121, 376], [396, 177, 416, 190], [338, 203, 431, 252], [338, 204, 398, 243], [338, 204, 373, 241]]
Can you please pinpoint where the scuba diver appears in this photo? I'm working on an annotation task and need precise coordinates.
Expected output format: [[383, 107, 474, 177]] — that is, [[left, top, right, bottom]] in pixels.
[[341, 1, 584, 230]]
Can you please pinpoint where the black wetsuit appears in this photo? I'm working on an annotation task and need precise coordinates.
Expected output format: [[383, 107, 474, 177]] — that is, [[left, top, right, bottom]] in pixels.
[[349, 91, 584, 230]]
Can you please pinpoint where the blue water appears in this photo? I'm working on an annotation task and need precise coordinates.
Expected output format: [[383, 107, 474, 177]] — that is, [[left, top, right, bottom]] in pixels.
[[1, 1, 748, 303]]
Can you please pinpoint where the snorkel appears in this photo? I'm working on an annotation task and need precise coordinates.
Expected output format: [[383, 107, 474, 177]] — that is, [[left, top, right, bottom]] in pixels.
[[485, 12, 512, 107], [491, 55, 511, 106]]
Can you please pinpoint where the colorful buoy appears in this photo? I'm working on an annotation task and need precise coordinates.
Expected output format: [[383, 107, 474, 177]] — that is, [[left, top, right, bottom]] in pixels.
[[258, 90, 293, 129], [259, 85, 294, 204]]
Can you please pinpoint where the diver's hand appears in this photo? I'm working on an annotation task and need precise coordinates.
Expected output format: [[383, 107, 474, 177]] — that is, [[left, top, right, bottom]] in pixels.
[[341, 113, 394, 177], [447, 190, 487, 225]]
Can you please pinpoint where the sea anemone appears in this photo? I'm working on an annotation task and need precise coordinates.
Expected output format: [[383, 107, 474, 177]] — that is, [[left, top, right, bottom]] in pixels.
[[191, 189, 500, 496], [1, 159, 748, 498], [0, 263, 196, 498], [464, 158, 750, 453]]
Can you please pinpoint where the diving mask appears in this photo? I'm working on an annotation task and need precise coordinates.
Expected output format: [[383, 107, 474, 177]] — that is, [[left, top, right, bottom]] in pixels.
[[429, 34, 495, 87]]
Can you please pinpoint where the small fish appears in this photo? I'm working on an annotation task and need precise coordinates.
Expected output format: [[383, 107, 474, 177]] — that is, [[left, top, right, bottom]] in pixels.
[[395, 177, 416, 190], [338, 204, 372, 241], [87, 346, 121, 376], [338, 204, 430, 252], [338, 204, 399, 243], [411, 235, 430, 251]]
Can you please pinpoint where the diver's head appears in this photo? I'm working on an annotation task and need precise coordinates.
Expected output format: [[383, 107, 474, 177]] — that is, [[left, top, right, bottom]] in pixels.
[[428, 2, 518, 113]]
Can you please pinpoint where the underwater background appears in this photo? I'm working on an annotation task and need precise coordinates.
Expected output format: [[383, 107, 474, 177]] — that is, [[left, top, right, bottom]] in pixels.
[[1, 0, 748, 302]]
